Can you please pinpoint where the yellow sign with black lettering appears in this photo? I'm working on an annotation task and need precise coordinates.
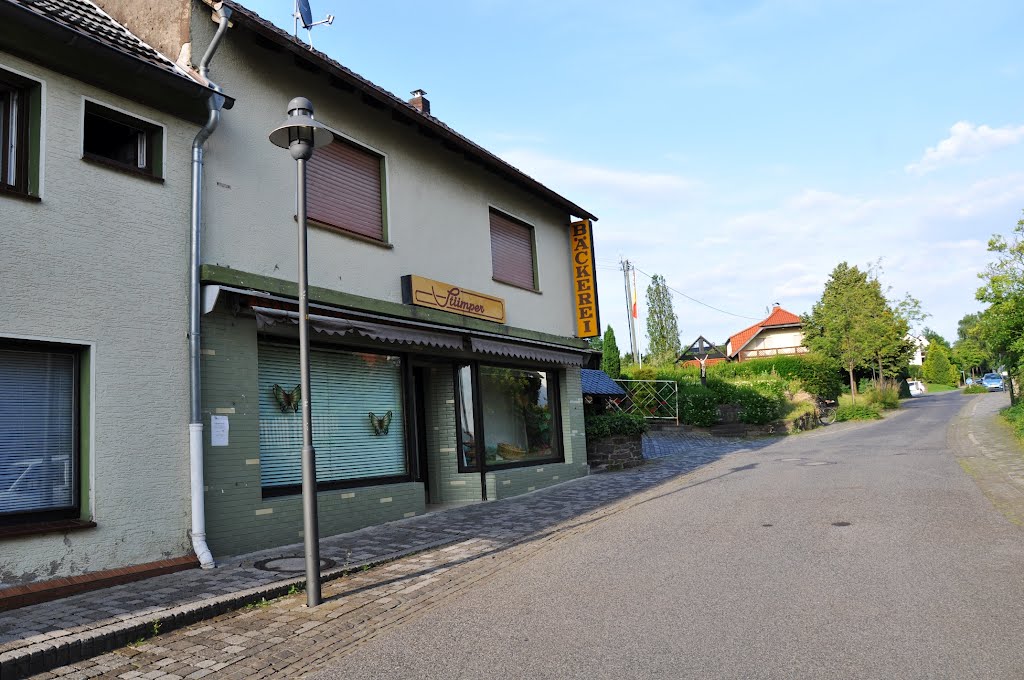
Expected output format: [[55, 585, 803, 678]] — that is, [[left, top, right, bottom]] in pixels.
[[570, 219, 600, 338]]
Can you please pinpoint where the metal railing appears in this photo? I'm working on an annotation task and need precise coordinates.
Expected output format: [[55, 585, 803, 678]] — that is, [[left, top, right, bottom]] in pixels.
[[611, 379, 679, 424]]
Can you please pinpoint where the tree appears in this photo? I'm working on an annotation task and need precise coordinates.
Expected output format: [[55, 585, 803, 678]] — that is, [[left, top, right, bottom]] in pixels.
[[922, 327, 951, 350], [601, 326, 622, 378], [957, 312, 983, 342], [976, 214, 1024, 402], [645, 274, 681, 365], [803, 263, 882, 402], [952, 337, 987, 377], [922, 343, 958, 386]]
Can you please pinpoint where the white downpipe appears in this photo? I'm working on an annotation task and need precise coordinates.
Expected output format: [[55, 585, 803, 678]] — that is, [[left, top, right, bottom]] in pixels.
[[188, 3, 232, 570], [189, 423, 214, 568]]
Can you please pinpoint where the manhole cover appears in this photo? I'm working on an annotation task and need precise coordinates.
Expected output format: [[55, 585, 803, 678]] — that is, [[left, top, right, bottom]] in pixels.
[[761, 523, 774, 527], [831, 521, 852, 527], [253, 556, 337, 573]]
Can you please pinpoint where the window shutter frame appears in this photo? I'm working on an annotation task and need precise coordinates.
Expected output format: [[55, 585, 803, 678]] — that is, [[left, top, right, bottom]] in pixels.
[[489, 209, 537, 290], [307, 137, 386, 242]]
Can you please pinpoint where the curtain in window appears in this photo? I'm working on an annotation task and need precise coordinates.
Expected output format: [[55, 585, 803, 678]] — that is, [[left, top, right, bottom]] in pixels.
[[257, 343, 406, 488], [489, 210, 535, 289], [0, 348, 75, 515], [307, 138, 384, 240]]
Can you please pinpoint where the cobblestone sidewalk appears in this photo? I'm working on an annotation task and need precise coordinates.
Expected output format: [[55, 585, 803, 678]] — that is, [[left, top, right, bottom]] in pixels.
[[948, 391, 1024, 526], [1, 429, 769, 679]]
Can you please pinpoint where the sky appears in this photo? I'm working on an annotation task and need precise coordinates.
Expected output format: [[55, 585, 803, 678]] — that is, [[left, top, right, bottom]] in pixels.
[[246, 0, 1024, 354]]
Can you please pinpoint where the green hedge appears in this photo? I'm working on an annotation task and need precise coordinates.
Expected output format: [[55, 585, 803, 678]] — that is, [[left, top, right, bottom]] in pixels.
[[584, 412, 648, 441], [963, 385, 988, 394], [836, 404, 882, 421]]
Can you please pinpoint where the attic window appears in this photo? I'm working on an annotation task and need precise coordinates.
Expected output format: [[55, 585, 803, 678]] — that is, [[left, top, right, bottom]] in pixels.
[[82, 101, 162, 179]]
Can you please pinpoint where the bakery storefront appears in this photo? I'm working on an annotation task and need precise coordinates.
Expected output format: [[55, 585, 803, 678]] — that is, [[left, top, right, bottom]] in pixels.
[[198, 272, 590, 558]]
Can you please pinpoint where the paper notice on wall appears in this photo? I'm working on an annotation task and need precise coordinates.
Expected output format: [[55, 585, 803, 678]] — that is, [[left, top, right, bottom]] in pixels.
[[210, 415, 229, 447]]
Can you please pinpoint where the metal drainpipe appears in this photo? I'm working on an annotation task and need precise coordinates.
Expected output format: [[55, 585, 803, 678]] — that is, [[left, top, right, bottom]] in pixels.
[[189, 3, 232, 569]]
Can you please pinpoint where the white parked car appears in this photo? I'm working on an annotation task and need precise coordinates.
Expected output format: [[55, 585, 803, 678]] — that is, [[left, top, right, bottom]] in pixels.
[[908, 380, 926, 396]]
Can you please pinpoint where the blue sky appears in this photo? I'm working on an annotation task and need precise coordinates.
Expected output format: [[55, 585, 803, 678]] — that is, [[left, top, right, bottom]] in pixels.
[[246, 0, 1024, 352]]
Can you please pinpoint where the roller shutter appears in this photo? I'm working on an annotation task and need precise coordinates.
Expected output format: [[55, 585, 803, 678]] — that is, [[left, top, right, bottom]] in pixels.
[[489, 209, 536, 289], [308, 138, 384, 241], [257, 342, 406, 488]]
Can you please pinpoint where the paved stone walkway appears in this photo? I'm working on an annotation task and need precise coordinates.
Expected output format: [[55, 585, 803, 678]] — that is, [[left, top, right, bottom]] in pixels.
[[1, 429, 763, 679], [948, 391, 1024, 526]]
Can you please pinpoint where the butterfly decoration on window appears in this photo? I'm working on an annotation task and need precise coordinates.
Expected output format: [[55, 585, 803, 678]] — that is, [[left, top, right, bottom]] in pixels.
[[369, 410, 393, 436], [272, 384, 302, 413]]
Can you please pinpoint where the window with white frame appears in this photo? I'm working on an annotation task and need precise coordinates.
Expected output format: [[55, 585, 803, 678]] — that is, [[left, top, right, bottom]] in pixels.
[[83, 101, 162, 178], [0, 343, 80, 523]]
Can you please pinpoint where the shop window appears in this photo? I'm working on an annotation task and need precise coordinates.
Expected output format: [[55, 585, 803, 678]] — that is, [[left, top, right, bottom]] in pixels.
[[308, 136, 386, 241], [0, 69, 40, 197], [489, 209, 537, 291], [83, 101, 162, 178], [456, 363, 562, 470], [257, 342, 407, 496], [0, 343, 79, 524]]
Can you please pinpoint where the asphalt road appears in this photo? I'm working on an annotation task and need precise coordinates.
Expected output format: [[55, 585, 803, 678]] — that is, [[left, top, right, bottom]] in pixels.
[[313, 391, 1024, 679]]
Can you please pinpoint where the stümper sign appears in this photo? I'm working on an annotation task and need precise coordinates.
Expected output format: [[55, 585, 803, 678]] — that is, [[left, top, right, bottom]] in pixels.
[[402, 275, 506, 323], [570, 219, 600, 338]]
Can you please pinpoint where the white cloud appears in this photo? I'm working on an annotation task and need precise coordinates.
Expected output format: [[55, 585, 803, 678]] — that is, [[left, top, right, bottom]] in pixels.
[[906, 121, 1024, 175], [498, 149, 699, 204]]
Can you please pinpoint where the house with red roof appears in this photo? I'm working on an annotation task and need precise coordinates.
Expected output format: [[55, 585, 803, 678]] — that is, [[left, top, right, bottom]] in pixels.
[[726, 304, 808, 362]]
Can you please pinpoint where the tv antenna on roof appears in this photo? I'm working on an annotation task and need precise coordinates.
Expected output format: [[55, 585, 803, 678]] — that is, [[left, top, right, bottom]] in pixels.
[[294, 0, 334, 50]]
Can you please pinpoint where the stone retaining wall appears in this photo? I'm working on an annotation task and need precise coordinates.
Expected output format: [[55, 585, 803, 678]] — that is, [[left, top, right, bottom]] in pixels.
[[587, 433, 644, 469]]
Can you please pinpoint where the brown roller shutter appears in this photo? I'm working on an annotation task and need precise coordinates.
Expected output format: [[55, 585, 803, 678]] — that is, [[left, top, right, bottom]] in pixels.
[[307, 138, 384, 240], [489, 210, 536, 290]]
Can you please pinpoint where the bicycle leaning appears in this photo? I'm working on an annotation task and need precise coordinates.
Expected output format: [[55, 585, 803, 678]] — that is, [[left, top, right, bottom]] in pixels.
[[815, 397, 838, 425]]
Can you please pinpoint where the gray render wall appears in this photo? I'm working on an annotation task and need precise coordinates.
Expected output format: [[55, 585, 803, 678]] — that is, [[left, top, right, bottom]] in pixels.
[[0, 51, 194, 584]]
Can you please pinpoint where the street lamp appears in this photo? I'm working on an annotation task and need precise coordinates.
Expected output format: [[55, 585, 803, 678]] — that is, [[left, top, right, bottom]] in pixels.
[[269, 97, 332, 607]]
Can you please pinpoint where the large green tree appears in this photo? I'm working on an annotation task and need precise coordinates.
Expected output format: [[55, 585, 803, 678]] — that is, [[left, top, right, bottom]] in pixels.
[[601, 326, 622, 378], [645, 274, 681, 365], [976, 215, 1024, 402], [803, 262, 917, 401]]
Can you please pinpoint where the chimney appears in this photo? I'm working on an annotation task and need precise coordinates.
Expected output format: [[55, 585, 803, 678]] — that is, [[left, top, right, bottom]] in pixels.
[[772, 302, 780, 308], [409, 89, 430, 115]]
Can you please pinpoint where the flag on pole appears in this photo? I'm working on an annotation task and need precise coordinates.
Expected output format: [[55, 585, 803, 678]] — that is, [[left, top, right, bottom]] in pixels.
[[631, 269, 638, 318]]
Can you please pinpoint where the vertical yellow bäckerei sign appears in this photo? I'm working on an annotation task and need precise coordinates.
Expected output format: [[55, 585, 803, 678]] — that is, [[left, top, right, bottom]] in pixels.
[[570, 219, 600, 338]]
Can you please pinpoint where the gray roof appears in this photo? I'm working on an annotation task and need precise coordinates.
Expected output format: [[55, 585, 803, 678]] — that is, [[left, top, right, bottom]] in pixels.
[[7, 0, 192, 81], [581, 369, 626, 397]]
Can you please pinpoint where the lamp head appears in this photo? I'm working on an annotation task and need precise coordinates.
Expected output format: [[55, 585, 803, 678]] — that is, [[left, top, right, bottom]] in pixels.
[[268, 97, 333, 160]]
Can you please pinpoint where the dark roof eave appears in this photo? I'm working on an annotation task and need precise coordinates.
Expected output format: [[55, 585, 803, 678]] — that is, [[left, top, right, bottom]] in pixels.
[[0, 2, 233, 125], [216, 0, 596, 221]]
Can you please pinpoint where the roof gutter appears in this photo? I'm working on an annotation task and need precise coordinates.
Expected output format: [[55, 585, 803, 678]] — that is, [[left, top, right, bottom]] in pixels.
[[188, 2, 233, 570]]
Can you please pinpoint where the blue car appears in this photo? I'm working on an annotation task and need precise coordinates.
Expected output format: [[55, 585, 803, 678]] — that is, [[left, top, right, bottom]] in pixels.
[[981, 373, 1005, 391]]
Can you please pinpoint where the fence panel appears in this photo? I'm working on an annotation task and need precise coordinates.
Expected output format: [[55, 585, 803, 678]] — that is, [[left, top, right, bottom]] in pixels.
[[611, 379, 679, 424]]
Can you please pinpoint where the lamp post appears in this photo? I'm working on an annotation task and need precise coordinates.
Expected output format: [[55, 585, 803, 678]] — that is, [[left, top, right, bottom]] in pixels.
[[269, 97, 332, 607]]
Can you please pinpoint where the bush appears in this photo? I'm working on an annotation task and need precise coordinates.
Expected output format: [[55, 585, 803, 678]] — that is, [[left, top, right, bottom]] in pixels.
[[1003, 401, 1024, 440], [835, 404, 882, 421], [585, 412, 647, 441], [865, 378, 900, 410], [678, 383, 719, 427], [964, 384, 988, 394]]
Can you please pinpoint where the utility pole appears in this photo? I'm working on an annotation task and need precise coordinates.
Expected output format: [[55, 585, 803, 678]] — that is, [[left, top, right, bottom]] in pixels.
[[621, 258, 640, 365]]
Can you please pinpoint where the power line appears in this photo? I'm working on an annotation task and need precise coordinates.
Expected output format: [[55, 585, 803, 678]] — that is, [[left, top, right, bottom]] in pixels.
[[632, 266, 761, 320]]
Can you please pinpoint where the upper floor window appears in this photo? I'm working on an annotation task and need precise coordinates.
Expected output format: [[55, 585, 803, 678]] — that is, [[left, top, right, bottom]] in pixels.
[[308, 136, 386, 242], [83, 101, 162, 179], [489, 209, 537, 291], [0, 69, 40, 197]]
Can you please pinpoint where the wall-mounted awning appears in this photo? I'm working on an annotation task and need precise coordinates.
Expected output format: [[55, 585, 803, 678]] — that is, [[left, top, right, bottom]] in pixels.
[[470, 338, 586, 366], [253, 307, 464, 351]]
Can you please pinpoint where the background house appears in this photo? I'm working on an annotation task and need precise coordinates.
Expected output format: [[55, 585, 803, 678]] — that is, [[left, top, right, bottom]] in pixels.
[[1, 0, 219, 594], [907, 334, 929, 366], [726, 304, 807, 362], [676, 335, 727, 368]]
